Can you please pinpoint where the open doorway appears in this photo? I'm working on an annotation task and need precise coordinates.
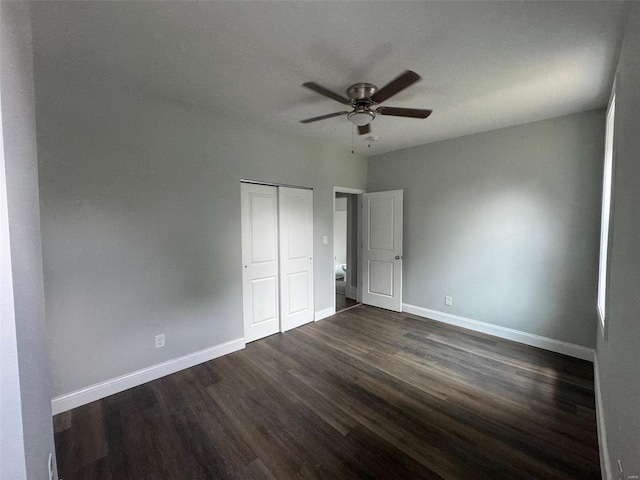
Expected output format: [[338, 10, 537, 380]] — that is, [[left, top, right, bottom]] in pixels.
[[334, 190, 361, 312]]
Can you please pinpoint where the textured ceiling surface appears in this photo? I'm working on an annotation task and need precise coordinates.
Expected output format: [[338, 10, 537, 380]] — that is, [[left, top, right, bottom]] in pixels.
[[31, 1, 627, 155]]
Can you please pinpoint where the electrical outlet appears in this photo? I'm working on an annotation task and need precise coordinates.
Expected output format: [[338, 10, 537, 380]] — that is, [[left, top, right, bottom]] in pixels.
[[445, 296, 453, 306], [155, 334, 165, 349]]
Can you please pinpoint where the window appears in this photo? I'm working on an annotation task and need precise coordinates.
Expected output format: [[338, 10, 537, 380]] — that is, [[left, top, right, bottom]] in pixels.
[[597, 90, 615, 328]]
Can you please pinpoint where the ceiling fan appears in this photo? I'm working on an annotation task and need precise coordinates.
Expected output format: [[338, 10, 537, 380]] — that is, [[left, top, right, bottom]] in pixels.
[[299, 70, 432, 135]]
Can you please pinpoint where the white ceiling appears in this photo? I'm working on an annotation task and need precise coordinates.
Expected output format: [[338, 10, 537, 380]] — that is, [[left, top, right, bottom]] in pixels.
[[30, 1, 628, 155]]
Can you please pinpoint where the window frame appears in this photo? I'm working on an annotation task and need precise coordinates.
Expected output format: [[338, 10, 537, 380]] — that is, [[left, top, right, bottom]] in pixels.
[[597, 78, 617, 333]]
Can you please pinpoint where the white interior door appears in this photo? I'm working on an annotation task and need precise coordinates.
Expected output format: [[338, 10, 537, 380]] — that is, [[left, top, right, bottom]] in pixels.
[[279, 187, 314, 332], [241, 183, 280, 342], [362, 190, 403, 312]]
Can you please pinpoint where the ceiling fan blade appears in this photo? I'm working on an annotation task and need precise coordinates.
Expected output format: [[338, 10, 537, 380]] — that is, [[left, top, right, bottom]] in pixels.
[[357, 124, 371, 135], [302, 82, 351, 104], [299, 111, 349, 124], [376, 106, 432, 119], [371, 70, 421, 104]]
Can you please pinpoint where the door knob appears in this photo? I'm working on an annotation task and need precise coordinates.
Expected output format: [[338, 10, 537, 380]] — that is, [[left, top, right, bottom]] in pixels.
[[395, 255, 401, 260]]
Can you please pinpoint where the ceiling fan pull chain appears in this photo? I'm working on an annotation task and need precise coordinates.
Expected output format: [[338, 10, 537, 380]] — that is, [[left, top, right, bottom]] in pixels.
[[351, 124, 355, 154]]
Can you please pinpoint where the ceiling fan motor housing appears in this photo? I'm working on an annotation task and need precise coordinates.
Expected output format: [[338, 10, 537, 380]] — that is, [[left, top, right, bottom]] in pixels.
[[347, 83, 377, 103]]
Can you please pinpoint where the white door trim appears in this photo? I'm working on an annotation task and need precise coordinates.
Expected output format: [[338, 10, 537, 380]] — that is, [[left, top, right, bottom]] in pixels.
[[332, 186, 365, 316]]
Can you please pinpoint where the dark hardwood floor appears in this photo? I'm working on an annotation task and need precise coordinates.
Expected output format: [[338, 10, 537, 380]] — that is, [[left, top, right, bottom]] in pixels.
[[336, 292, 358, 312], [335, 278, 358, 313], [53, 306, 600, 479]]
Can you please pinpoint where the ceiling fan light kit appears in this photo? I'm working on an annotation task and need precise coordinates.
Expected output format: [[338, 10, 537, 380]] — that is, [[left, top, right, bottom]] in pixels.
[[300, 70, 432, 135], [348, 108, 375, 126]]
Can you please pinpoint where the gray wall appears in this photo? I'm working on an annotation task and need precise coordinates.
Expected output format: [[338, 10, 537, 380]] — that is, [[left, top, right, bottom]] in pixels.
[[334, 197, 347, 265], [0, 2, 57, 479], [369, 110, 604, 348], [596, 2, 640, 475], [35, 67, 366, 397]]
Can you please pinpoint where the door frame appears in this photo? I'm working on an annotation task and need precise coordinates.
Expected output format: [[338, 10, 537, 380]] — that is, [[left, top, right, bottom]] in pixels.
[[332, 186, 365, 315]]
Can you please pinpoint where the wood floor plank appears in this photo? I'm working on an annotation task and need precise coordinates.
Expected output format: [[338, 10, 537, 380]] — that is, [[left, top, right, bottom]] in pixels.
[[288, 368, 472, 479], [72, 458, 114, 480], [68, 401, 108, 469], [168, 373, 258, 473], [53, 410, 71, 433], [246, 342, 359, 435], [234, 458, 278, 480], [54, 305, 600, 479], [205, 373, 316, 479]]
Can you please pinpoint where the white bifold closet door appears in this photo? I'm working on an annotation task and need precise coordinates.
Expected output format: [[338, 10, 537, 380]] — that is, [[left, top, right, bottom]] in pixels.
[[241, 183, 314, 343], [241, 183, 280, 343], [278, 187, 314, 332]]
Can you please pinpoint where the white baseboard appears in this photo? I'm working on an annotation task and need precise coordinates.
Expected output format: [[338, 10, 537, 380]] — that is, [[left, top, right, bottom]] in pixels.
[[51, 338, 245, 415], [594, 356, 612, 480], [315, 306, 335, 322], [402, 304, 595, 362]]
